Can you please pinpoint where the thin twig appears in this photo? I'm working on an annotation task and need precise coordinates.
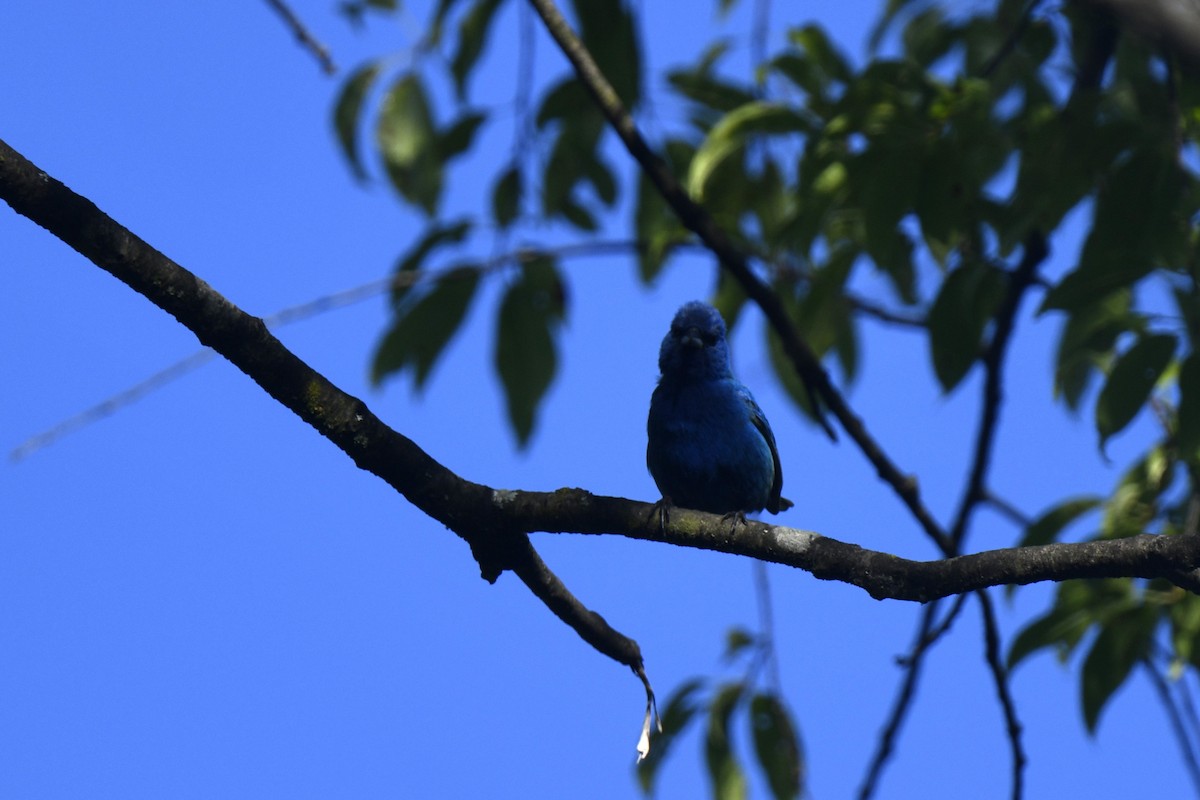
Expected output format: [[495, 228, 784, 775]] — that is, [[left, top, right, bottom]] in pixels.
[[264, 0, 336, 75], [978, 590, 1026, 800], [858, 601, 942, 800], [1144, 658, 1200, 793], [10, 239, 643, 460]]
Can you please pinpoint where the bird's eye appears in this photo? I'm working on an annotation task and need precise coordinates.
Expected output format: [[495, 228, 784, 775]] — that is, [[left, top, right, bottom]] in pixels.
[[700, 330, 718, 346]]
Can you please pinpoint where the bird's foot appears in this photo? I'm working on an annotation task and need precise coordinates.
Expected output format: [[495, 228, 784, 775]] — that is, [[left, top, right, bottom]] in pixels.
[[649, 497, 674, 535], [720, 510, 749, 536]]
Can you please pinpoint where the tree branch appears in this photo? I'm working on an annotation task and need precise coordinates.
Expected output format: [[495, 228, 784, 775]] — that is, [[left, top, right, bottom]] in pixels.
[[525, 0, 953, 555]]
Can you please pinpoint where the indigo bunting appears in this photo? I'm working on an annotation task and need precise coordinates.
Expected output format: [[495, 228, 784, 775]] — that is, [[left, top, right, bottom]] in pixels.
[[646, 301, 793, 517]]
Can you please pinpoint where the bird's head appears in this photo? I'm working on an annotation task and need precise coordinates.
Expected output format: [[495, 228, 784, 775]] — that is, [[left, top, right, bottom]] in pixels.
[[658, 301, 733, 380]]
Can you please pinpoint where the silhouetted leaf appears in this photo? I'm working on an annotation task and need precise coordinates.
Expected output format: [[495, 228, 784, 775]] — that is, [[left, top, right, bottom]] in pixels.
[[637, 679, 706, 795], [491, 165, 521, 229], [749, 694, 803, 800], [706, 683, 747, 800], [572, 0, 641, 109], [723, 628, 756, 663], [372, 266, 480, 387], [1095, 333, 1176, 452], [927, 260, 1006, 391], [1081, 606, 1156, 733], [333, 60, 383, 181], [390, 219, 473, 307], [1178, 352, 1200, 465], [450, 0, 505, 101], [437, 111, 486, 161], [494, 258, 565, 445], [1019, 496, 1102, 548], [1053, 291, 1134, 411]]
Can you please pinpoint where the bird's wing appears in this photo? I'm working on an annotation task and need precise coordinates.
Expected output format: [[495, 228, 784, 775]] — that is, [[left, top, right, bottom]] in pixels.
[[739, 387, 792, 512]]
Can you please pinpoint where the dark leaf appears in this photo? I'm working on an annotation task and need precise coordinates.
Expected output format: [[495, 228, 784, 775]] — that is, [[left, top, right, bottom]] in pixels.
[[450, 0, 506, 101], [1053, 291, 1134, 411], [705, 682, 748, 800], [390, 219, 473, 307], [1081, 606, 1156, 733], [371, 267, 480, 387], [1018, 496, 1103, 548], [1095, 333, 1176, 452], [491, 165, 522, 229], [1178, 352, 1200, 465], [927, 260, 1006, 391], [333, 60, 383, 182], [723, 627, 756, 663], [636, 679, 706, 795], [571, 0, 641, 109], [437, 111, 487, 161], [749, 694, 804, 800], [494, 258, 565, 445]]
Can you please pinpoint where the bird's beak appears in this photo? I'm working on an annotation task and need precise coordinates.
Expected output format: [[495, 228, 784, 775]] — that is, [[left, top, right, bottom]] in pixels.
[[681, 326, 703, 348]]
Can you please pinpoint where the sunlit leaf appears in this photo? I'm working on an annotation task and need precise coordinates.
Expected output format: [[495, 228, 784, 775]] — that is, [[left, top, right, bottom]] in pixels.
[[1095, 333, 1176, 452], [686, 102, 816, 199], [749, 694, 804, 800], [333, 60, 382, 182], [376, 74, 442, 214], [494, 257, 566, 445]]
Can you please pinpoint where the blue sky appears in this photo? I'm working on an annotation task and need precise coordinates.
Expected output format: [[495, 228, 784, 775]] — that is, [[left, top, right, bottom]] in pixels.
[[1, 2, 1190, 798]]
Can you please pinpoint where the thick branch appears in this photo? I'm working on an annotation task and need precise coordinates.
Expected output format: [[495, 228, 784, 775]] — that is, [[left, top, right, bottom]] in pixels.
[[0, 135, 641, 675]]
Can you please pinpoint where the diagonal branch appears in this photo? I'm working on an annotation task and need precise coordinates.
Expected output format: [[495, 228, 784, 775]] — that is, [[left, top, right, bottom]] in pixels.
[[525, 0, 951, 554], [0, 135, 642, 680]]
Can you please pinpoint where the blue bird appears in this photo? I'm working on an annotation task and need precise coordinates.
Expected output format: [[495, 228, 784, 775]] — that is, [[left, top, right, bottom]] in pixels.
[[647, 301, 793, 519]]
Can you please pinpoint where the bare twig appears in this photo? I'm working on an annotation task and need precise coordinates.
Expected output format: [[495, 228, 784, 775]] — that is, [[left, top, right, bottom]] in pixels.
[[264, 0, 336, 74], [1144, 658, 1200, 794]]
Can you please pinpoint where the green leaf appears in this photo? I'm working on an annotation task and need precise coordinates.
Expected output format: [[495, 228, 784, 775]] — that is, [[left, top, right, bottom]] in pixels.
[[1095, 332, 1176, 452], [1008, 605, 1089, 671], [372, 266, 480, 387], [927, 260, 1006, 391], [1053, 291, 1134, 411], [449, 0, 505, 101], [1018, 496, 1103, 548], [1101, 446, 1175, 539], [1177, 352, 1200, 465], [494, 258, 566, 445], [788, 24, 851, 84], [749, 694, 804, 800], [706, 683, 748, 800], [686, 102, 816, 199], [333, 60, 383, 182], [1081, 606, 1156, 733], [1041, 147, 1189, 314], [572, 0, 641, 109], [723, 627, 756, 663], [491, 165, 521, 229], [636, 679, 706, 795], [389, 219, 473, 307], [376, 74, 442, 215], [437, 111, 486, 161]]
